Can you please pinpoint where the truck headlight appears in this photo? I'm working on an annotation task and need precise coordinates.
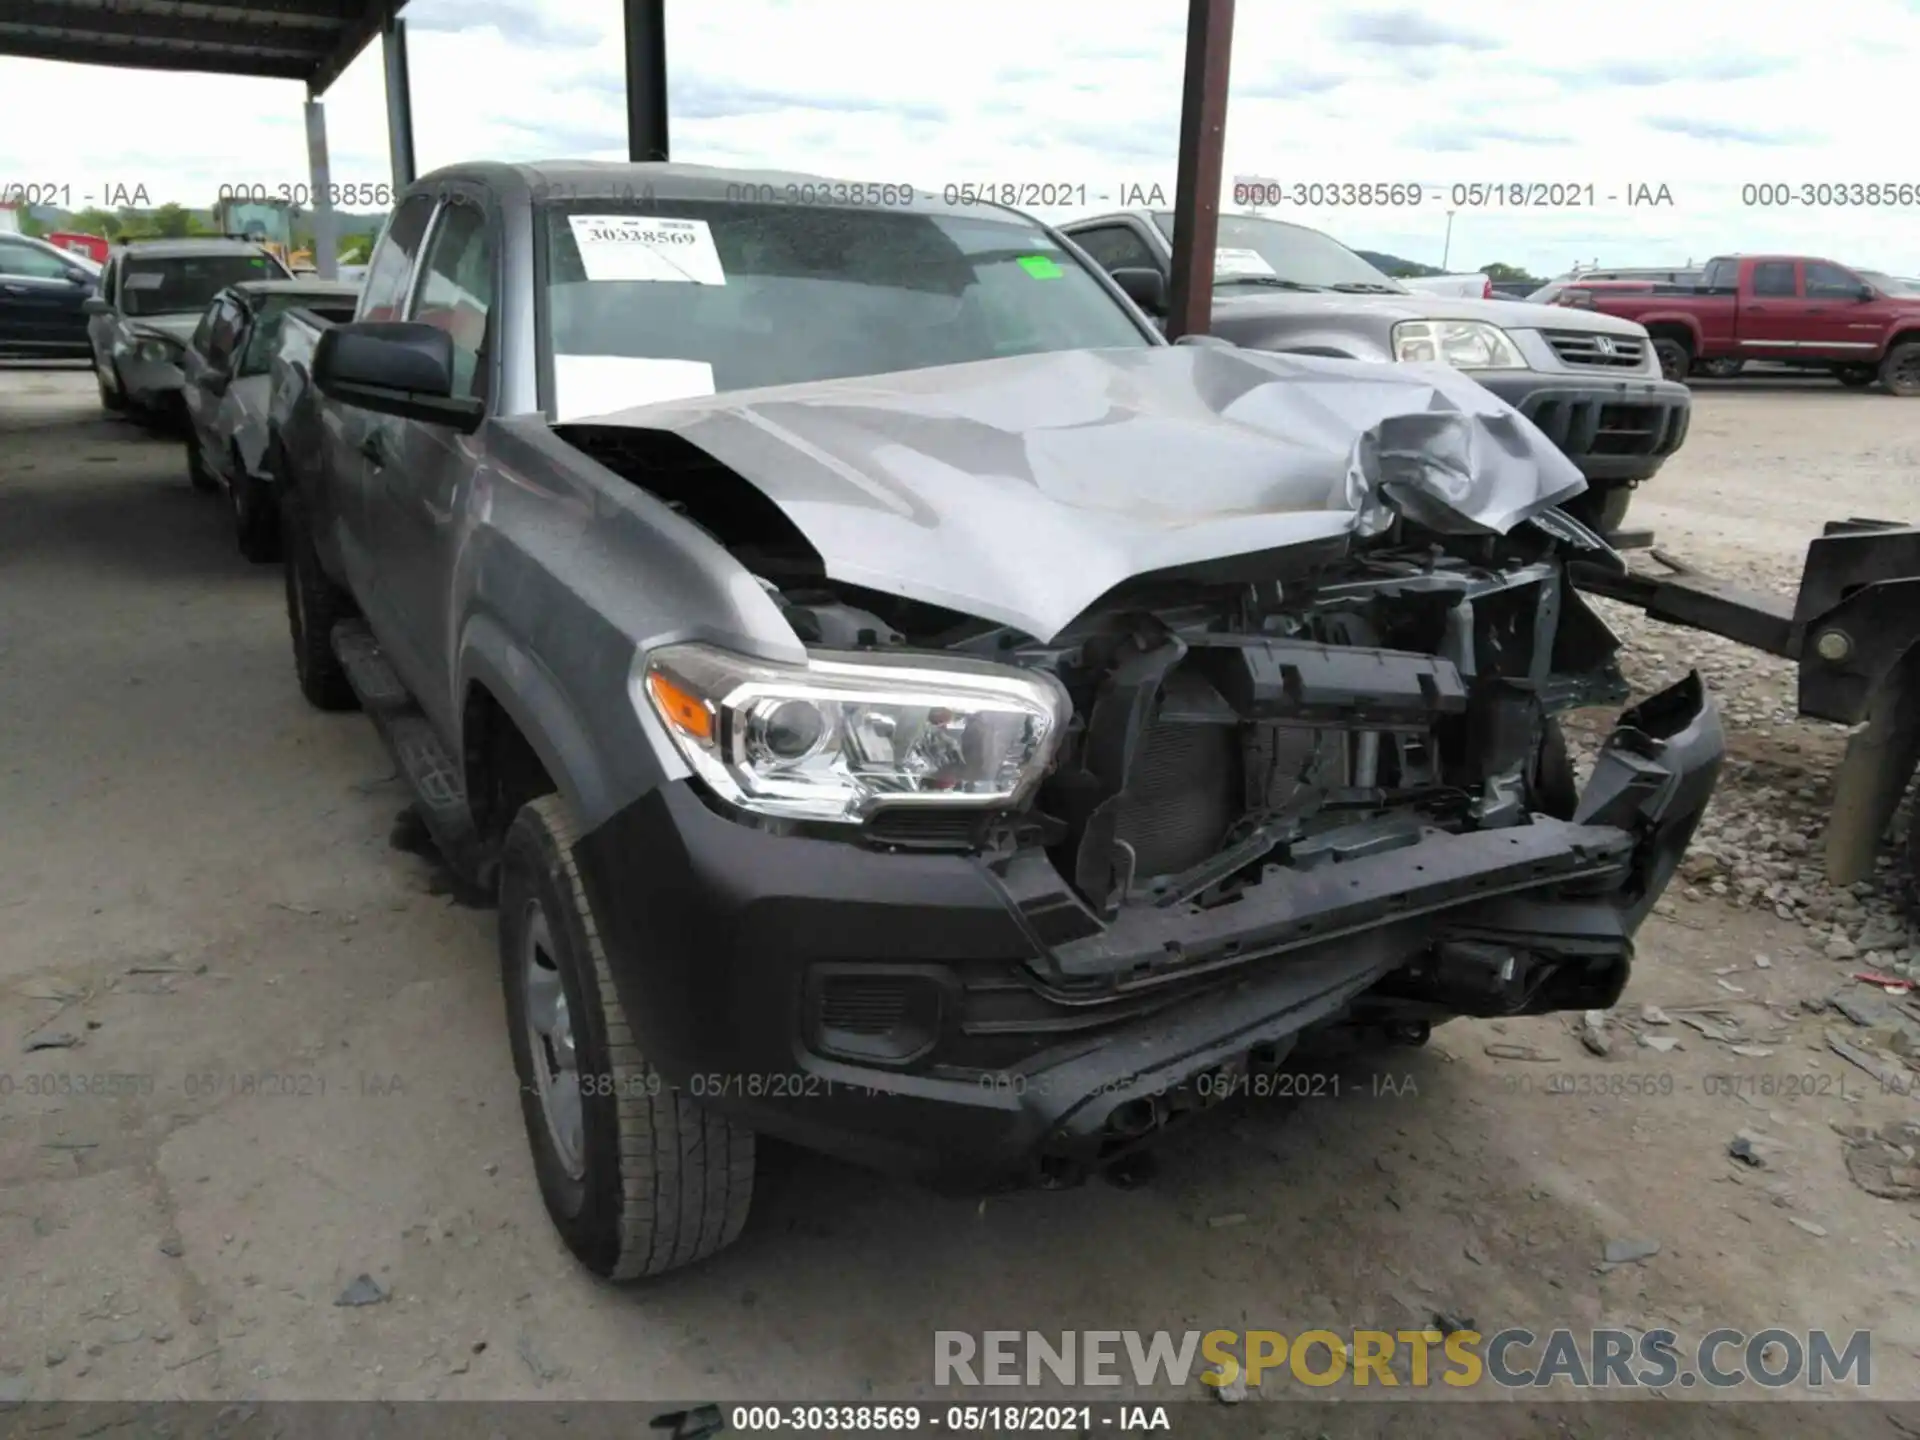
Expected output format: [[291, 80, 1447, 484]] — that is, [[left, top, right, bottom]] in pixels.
[[638, 642, 1071, 823], [132, 333, 181, 365], [1392, 320, 1526, 369]]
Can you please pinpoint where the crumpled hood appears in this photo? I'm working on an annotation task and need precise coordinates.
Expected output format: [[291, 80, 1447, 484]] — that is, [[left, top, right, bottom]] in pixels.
[[565, 345, 1588, 641]]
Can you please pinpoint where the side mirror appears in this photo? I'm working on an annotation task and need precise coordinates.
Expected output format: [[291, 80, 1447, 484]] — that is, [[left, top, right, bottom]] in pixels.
[[1173, 334, 1235, 350], [82, 296, 112, 316], [1857, 284, 1877, 302], [1110, 266, 1169, 316], [313, 321, 483, 432]]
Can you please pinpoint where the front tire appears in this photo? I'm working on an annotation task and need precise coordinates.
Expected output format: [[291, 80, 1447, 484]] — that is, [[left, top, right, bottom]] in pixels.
[[96, 355, 126, 413], [1565, 484, 1632, 535], [1879, 342, 1920, 398], [186, 435, 218, 492], [280, 489, 359, 711], [1651, 338, 1692, 385], [232, 454, 280, 563], [499, 795, 755, 1280]]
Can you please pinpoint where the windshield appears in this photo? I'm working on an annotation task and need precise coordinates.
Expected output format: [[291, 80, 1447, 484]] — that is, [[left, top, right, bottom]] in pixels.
[[539, 200, 1152, 414], [121, 253, 285, 317], [1148, 212, 1407, 293], [1861, 271, 1920, 296], [237, 294, 357, 376]]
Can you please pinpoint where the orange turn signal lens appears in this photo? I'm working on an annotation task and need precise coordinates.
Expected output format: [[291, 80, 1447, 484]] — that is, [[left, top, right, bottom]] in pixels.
[[647, 670, 713, 742]]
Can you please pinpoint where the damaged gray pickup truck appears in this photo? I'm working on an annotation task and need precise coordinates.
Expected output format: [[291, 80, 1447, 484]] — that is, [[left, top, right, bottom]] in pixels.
[[276, 161, 1723, 1281]]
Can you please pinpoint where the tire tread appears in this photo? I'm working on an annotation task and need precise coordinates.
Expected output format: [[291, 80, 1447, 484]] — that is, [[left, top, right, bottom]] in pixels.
[[522, 795, 753, 1279]]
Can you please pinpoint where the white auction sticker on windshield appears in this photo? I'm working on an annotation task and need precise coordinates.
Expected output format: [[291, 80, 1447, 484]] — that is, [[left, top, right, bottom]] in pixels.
[[567, 215, 726, 285], [124, 272, 166, 290], [1215, 247, 1276, 278], [553, 354, 716, 421]]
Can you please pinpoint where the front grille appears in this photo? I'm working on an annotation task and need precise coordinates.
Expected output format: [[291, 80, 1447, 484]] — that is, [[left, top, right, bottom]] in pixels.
[[1523, 394, 1686, 459], [1544, 331, 1647, 369], [818, 977, 913, 1035]]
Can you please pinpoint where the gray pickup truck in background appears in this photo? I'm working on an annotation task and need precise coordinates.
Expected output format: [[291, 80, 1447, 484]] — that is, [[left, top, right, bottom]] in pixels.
[[1060, 210, 1691, 534], [271, 160, 1722, 1281]]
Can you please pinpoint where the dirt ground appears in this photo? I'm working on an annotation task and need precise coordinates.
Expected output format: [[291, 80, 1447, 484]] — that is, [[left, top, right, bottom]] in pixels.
[[2, 366, 1917, 1432]]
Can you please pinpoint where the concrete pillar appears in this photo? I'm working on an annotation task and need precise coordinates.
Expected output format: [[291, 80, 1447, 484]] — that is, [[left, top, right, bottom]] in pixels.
[[304, 97, 338, 280]]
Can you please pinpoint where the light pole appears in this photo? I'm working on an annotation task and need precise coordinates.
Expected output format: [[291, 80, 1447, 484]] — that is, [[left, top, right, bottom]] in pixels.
[[1442, 209, 1456, 271]]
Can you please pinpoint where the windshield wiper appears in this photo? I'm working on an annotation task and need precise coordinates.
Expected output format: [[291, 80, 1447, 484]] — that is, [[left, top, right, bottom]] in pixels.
[[1326, 282, 1405, 294], [1217, 276, 1325, 291]]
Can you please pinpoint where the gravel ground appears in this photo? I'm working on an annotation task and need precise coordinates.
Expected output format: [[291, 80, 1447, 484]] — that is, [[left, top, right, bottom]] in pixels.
[[2, 367, 1917, 1433]]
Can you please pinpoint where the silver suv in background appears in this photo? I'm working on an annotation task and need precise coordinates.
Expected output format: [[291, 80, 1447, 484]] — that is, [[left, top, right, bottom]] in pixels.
[[1061, 211, 1691, 534], [84, 238, 290, 425]]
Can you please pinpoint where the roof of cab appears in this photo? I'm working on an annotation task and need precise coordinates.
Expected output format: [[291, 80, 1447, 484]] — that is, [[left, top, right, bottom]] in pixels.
[[116, 238, 279, 260], [411, 160, 1024, 224]]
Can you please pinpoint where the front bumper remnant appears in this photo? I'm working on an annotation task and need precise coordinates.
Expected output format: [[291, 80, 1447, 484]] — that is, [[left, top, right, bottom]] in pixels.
[[572, 672, 1721, 1189]]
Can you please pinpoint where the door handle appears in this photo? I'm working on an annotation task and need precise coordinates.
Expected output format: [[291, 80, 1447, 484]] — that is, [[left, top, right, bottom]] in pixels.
[[0, 283, 26, 295]]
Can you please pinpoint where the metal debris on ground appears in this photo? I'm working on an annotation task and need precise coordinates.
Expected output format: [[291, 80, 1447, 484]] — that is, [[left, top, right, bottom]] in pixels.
[[1485, 1043, 1558, 1062], [333, 1274, 389, 1307], [1853, 971, 1913, 994], [1826, 1030, 1913, 1090], [25, 1033, 80, 1052], [1640, 1004, 1672, 1026], [1728, 1136, 1767, 1168], [1641, 1035, 1681, 1053], [1788, 1218, 1828, 1237], [1602, 1237, 1661, 1265]]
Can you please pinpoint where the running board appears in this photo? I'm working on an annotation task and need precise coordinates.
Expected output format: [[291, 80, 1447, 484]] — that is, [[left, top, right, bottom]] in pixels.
[[331, 620, 492, 889]]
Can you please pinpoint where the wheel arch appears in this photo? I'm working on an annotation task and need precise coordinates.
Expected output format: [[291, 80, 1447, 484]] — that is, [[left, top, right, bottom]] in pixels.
[[459, 614, 620, 844]]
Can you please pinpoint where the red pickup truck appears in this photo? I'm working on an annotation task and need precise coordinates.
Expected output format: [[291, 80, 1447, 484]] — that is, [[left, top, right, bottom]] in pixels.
[[1571, 254, 1920, 395]]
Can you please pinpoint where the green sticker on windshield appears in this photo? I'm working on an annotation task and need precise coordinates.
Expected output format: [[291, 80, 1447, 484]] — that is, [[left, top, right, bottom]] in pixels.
[[1017, 255, 1064, 279]]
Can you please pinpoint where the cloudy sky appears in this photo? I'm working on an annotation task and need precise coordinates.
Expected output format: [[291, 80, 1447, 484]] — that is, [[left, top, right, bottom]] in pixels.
[[3, 0, 1916, 278]]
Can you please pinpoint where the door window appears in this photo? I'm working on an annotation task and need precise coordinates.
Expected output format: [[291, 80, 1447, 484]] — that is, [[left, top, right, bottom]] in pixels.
[[1751, 261, 1797, 297], [357, 195, 436, 322], [1804, 261, 1862, 299], [205, 297, 247, 366], [409, 201, 494, 402], [0, 240, 76, 280], [1069, 224, 1159, 274]]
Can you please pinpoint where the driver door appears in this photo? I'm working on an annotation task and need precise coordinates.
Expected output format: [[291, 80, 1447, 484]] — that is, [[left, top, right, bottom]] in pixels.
[[319, 194, 438, 641], [1800, 260, 1890, 356], [363, 187, 498, 738]]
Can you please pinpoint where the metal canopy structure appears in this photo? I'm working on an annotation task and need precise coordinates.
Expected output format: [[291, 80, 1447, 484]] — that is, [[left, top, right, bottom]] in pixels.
[[0, 0, 417, 280], [615, 0, 1230, 329], [2, 0, 1227, 317], [0, 0, 397, 91]]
